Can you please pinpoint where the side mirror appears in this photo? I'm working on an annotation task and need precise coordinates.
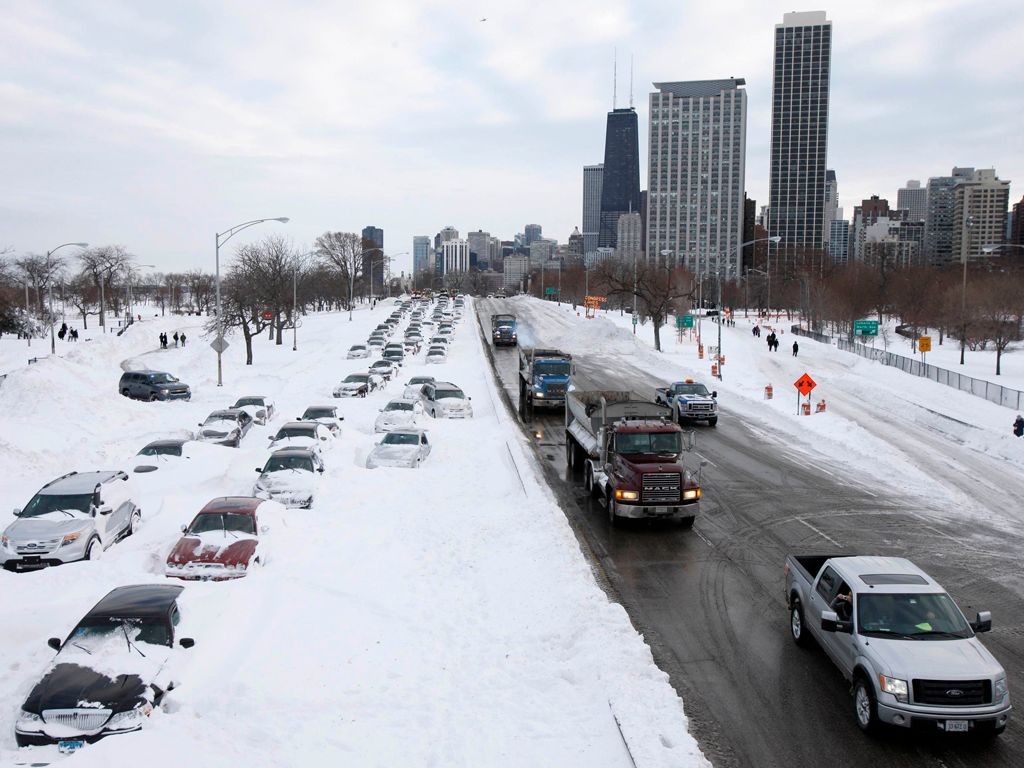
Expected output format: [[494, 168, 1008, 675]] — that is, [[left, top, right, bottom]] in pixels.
[[13, 507, 21, 517], [260, 525, 270, 534], [48, 637, 62, 651], [317, 467, 325, 473], [712, 391, 718, 399], [180, 524, 187, 533], [198, 423, 203, 427], [971, 611, 992, 633], [468, 397, 472, 401], [267, 435, 274, 440], [820, 610, 839, 633], [339, 416, 345, 421], [255, 467, 263, 473], [98, 505, 113, 516], [179, 638, 195, 649]]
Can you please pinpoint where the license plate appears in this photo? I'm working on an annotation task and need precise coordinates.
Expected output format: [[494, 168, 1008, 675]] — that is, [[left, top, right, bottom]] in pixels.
[[944, 720, 969, 732], [58, 740, 85, 753]]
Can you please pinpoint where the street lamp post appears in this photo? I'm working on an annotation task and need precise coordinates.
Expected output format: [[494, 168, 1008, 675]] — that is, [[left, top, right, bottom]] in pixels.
[[44, 242, 88, 353], [959, 216, 974, 365], [215, 217, 289, 386]]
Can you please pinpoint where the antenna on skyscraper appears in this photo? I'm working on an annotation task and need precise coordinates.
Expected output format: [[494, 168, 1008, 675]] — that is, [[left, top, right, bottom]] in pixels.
[[612, 48, 618, 108], [629, 54, 634, 108]]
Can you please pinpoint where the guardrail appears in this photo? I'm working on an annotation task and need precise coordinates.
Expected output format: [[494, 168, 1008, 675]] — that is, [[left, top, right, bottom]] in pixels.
[[790, 325, 833, 344], [836, 338, 1024, 410]]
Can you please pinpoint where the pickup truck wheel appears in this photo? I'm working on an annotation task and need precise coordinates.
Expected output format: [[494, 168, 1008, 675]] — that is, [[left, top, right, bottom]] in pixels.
[[679, 516, 695, 529], [853, 676, 880, 734], [790, 598, 810, 647], [707, 417, 718, 427]]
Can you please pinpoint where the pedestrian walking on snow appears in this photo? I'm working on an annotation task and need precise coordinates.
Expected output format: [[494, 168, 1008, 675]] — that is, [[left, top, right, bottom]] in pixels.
[[173, 332, 179, 347], [793, 341, 799, 357], [180, 332, 187, 346], [71, 328, 78, 341], [1014, 415, 1024, 438]]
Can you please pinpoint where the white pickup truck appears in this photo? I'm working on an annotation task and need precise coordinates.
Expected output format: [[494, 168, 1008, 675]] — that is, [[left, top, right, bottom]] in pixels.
[[785, 554, 1010, 737]]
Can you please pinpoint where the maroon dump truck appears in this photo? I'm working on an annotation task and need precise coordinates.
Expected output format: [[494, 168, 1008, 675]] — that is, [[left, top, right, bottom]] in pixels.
[[565, 390, 702, 527]]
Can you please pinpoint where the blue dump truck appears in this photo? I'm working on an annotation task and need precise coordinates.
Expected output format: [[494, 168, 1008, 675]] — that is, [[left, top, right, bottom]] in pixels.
[[519, 348, 573, 415], [491, 314, 518, 347]]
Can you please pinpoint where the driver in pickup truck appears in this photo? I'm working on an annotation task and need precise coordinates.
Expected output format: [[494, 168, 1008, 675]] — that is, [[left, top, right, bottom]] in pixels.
[[831, 585, 853, 621]]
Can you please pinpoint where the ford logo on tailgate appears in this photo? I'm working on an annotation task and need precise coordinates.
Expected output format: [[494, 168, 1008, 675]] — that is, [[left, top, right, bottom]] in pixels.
[[945, 689, 965, 697]]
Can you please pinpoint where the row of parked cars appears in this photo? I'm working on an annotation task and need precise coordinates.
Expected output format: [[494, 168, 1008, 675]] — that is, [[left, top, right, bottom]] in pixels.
[[8, 294, 475, 753]]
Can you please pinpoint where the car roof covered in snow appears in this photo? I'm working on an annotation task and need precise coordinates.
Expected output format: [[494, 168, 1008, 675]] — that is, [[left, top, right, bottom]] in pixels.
[[270, 447, 317, 458], [41, 471, 124, 495], [143, 439, 189, 449], [199, 496, 264, 515], [86, 584, 184, 621]]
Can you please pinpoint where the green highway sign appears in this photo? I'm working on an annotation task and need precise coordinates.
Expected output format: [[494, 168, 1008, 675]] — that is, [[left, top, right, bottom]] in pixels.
[[676, 314, 695, 329], [544, 287, 558, 295], [854, 319, 879, 337]]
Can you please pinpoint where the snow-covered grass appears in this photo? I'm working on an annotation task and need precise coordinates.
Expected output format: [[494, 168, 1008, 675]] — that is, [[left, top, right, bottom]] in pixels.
[[511, 297, 1024, 534], [0, 298, 707, 767]]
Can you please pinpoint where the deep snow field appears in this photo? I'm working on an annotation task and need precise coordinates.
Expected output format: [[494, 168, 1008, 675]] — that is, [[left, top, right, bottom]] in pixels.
[[509, 298, 1024, 534], [0, 299, 707, 767]]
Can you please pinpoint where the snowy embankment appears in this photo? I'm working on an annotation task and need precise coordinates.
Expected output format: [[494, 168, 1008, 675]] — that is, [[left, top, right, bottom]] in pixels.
[[508, 297, 1024, 531], [0, 299, 707, 767]]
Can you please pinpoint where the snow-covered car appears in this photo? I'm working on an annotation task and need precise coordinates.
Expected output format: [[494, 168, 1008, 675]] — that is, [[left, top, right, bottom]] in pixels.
[[367, 336, 385, 349], [196, 408, 254, 447], [230, 395, 276, 425], [298, 405, 344, 435], [2, 471, 140, 572], [402, 338, 420, 355], [425, 346, 448, 364], [366, 429, 432, 469], [420, 381, 473, 418], [333, 373, 382, 397], [165, 497, 279, 580], [405, 331, 423, 343], [384, 342, 404, 355], [133, 439, 192, 473], [401, 376, 435, 400], [253, 449, 323, 508], [383, 349, 405, 368], [374, 398, 422, 432], [369, 359, 396, 381], [347, 344, 370, 359], [15, 584, 195, 750], [267, 421, 333, 454], [428, 335, 450, 347]]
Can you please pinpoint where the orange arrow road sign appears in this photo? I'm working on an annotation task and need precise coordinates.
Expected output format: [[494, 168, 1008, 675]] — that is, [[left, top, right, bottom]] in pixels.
[[794, 373, 816, 396]]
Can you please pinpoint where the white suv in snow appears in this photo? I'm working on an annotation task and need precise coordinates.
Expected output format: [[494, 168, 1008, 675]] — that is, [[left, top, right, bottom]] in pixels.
[[1, 471, 141, 572]]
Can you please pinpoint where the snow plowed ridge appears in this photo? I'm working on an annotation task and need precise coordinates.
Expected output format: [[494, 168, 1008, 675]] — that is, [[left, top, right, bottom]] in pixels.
[[0, 301, 708, 768]]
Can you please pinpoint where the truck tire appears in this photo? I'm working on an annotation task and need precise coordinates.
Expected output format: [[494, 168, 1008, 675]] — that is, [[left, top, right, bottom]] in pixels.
[[565, 438, 575, 470], [852, 675, 880, 734], [607, 490, 621, 527], [789, 597, 810, 647], [707, 417, 718, 427], [679, 516, 695, 529], [584, 463, 595, 496]]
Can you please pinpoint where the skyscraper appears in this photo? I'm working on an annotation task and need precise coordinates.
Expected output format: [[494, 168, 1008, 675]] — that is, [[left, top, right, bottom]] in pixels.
[[616, 212, 642, 265], [824, 169, 838, 243], [442, 239, 470, 274], [1012, 195, 1024, 248], [598, 107, 641, 250], [647, 78, 747, 277], [466, 230, 491, 268], [768, 11, 832, 260], [582, 164, 604, 258], [524, 224, 543, 247], [925, 168, 976, 266], [412, 236, 431, 280], [361, 225, 384, 296], [897, 180, 927, 222], [952, 168, 1011, 264], [829, 215, 850, 263], [851, 196, 894, 261], [567, 228, 585, 265]]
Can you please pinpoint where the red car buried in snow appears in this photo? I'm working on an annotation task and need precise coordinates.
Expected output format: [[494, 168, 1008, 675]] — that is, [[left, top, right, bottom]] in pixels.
[[165, 497, 276, 581]]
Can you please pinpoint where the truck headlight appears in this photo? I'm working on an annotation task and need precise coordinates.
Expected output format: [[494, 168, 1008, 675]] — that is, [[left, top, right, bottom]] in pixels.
[[683, 489, 701, 501], [17, 709, 43, 731], [615, 490, 639, 501], [61, 532, 82, 547], [880, 675, 909, 703], [995, 678, 1009, 700], [534, 391, 544, 398]]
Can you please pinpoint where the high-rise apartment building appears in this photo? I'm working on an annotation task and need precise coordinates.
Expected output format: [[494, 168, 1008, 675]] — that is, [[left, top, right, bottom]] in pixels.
[[442, 239, 469, 274], [616, 211, 643, 265], [925, 168, 975, 266], [851, 196, 895, 262], [824, 169, 839, 245], [361, 225, 384, 296], [524, 224, 543, 247], [897, 180, 927, 222], [768, 11, 832, 260], [434, 226, 459, 250], [466, 230, 491, 268], [503, 255, 529, 292], [412, 236, 431, 279], [567, 228, 585, 265], [529, 238, 556, 267], [582, 164, 604, 258], [1012, 196, 1024, 248], [647, 78, 747, 277], [952, 168, 1011, 263], [829, 214, 850, 263], [599, 107, 642, 250]]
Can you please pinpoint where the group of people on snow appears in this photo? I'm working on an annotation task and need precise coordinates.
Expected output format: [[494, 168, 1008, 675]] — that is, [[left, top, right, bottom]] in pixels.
[[159, 331, 186, 349]]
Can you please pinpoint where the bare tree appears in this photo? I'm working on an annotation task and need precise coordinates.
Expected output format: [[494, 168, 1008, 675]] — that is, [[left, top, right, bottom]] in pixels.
[[184, 270, 215, 315], [593, 257, 695, 351], [65, 274, 98, 328], [314, 231, 363, 320], [971, 273, 1023, 375], [79, 245, 134, 328], [13, 252, 66, 316]]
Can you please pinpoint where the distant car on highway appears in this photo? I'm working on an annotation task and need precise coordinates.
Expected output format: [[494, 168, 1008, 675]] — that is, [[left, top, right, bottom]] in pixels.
[[654, 379, 718, 427], [383, 348, 405, 368], [254, 448, 324, 508], [1, 471, 140, 572], [369, 359, 396, 381], [347, 344, 370, 359], [231, 395, 276, 425], [420, 381, 472, 418], [267, 422, 332, 453], [14, 584, 195, 750], [196, 408, 254, 447], [425, 345, 448, 364], [375, 398, 422, 432], [401, 376, 435, 401], [366, 429, 432, 469], [333, 373, 382, 397], [165, 497, 277, 580], [298, 405, 344, 435], [118, 370, 191, 401]]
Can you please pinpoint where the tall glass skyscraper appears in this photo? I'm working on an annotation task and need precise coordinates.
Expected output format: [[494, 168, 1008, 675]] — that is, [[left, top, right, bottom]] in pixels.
[[768, 11, 832, 257], [412, 236, 431, 280], [598, 108, 641, 250], [582, 164, 604, 258]]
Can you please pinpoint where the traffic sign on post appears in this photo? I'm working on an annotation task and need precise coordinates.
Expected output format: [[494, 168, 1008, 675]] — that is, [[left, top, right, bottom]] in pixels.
[[853, 319, 879, 337], [794, 372, 816, 396], [918, 336, 931, 353], [209, 336, 230, 354], [544, 287, 557, 295], [676, 314, 695, 329]]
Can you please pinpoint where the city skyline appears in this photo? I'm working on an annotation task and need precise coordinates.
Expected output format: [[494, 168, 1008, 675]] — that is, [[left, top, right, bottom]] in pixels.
[[1, 1, 1021, 275]]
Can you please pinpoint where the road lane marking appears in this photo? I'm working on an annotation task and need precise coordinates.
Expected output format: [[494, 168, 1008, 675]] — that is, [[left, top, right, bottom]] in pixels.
[[694, 452, 717, 468], [798, 519, 843, 548], [693, 527, 712, 547]]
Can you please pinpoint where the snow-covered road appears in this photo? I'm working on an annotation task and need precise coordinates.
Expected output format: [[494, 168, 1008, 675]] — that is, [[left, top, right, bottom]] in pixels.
[[0, 299, 707, 767]]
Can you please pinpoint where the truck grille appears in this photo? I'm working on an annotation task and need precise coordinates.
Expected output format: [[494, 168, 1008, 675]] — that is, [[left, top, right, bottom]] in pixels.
[[686, 403, 713, 412], [16, 539, 61, 555], [913, 679, 991, 706], [545, 383, 566, 396], [42, 708, 112, 730], [642, 472, 682, 503]]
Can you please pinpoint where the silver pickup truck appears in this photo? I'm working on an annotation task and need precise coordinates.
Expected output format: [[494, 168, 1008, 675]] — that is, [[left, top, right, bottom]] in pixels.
[[785, 554, 1010, 737]]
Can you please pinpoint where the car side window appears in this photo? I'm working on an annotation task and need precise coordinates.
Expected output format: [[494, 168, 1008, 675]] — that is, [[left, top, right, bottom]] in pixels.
[[816, 566, 838, 602], [170, 605, 181, 627]]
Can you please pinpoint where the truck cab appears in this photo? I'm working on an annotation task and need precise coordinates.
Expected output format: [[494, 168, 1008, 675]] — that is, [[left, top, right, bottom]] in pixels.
[[490, 314, 518, 347], [519, 348, 573, 411], [655, 379, 718, 426], [785, 554, 1010, 736]]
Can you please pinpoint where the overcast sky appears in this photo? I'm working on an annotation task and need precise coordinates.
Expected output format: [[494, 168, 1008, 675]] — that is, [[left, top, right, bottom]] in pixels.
[[2, 0, 1021, 275]]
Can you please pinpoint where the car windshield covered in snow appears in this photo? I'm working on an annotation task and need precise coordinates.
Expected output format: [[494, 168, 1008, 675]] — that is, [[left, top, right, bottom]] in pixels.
[[382, 433, 419, 446], [275, 426, 315, 439], [613, 431, 682, 455], [535, 361, 570, 376], [20, 492, 95, 517], [671, 383, 710, 396], [303, 407, 335, 419], [234, 397, 265, 408], [137, 443, 183, 457], [264, 455, 315, 473], [188, 512, 257, 535], [345, 374, 369, 383], [384, 401, 414, 412], [409, 377, 433, 385], [203, 414, 237, 427], [350, 345, 366, 351], [857, 593, 972, 639], [148, 373, 179, 384], [67, 617, 171, 650], [435, 388, 464, 400]]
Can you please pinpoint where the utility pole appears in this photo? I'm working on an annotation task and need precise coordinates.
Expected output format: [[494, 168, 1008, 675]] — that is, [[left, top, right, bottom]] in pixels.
[[292, 265, 298, 351]]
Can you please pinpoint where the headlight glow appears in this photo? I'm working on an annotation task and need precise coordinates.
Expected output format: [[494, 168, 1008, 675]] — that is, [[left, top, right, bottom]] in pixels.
[[879, 675, 909, 703], [683, 489, 701, 501], [615, 490, 639, 501], [61, 532, 82, 546]]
